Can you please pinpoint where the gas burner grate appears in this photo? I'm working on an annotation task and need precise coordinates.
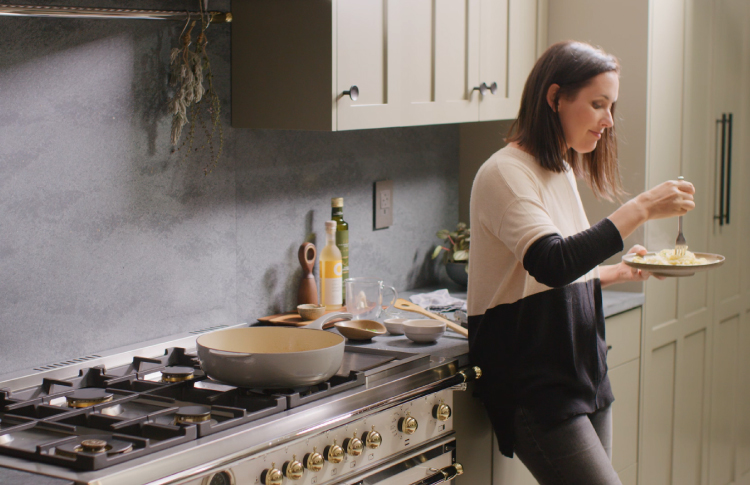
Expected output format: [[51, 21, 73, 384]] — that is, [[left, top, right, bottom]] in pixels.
[[248, 370, 367, 409], [0, 410, 196, 470]]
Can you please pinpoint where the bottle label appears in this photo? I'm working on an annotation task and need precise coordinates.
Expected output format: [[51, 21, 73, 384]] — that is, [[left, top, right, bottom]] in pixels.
[[321, 260, 343, 306], [336, 230, 349, 273], [336, 230, 349, 301]]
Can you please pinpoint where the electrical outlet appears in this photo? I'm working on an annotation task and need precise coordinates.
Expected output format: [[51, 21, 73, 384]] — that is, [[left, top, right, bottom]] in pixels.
[[374, 180, 393, 229]]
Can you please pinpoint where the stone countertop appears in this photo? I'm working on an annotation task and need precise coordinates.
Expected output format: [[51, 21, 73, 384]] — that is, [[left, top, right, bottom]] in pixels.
[[329, 288, 644, 367], [397, 286, 643, 319]]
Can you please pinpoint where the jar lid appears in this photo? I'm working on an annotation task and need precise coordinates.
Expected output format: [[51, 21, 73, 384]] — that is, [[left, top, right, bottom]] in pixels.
[[331, 197, 343, 207]]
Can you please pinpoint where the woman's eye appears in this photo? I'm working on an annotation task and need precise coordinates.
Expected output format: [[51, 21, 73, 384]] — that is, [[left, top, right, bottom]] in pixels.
[[593, 102, 602, 109]]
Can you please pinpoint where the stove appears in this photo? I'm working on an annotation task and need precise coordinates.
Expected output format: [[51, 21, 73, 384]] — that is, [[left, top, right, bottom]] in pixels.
[[0, 323, 477, 484]]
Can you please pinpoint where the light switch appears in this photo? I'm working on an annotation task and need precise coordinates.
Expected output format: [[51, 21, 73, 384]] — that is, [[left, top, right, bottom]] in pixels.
[[374, 180, 393, 229]]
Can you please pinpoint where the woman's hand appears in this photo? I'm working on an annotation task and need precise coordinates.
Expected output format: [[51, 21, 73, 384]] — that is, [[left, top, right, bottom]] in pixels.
[[634, 179, 696, 220], [600, 245, 665, 288], [608, 179, 696, 239]]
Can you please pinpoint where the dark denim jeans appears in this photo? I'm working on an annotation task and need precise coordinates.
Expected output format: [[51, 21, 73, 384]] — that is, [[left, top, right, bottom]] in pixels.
[[514, 404, 622, 485]]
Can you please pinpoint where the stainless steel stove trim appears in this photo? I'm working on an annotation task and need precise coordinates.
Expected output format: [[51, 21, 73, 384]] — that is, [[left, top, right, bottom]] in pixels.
[[146, 364, 470, 485], [0, 324, 247, 392]]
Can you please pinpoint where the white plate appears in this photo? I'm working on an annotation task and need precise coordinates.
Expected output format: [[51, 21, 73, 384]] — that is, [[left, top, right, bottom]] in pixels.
[[622, 252, 725, 277]]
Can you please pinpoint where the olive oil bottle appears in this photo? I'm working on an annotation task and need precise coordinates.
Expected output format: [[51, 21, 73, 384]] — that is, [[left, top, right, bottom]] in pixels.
[[319, 220, 343, 310], [331, 197, 349, 301]]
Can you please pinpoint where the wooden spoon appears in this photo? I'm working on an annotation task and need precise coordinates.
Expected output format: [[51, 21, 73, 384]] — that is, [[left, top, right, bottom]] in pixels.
[[394, 298, 468, 338]]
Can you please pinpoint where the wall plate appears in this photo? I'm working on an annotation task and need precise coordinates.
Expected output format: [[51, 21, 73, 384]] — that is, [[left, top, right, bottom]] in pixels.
[[374, 180, 393, 230]]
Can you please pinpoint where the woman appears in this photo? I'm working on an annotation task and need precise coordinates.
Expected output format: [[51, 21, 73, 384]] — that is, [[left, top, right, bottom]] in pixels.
[[467, 41, 695, 484]]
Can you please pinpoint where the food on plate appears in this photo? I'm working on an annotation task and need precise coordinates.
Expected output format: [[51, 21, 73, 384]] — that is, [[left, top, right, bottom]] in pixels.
[[631, 249, 709, 266]]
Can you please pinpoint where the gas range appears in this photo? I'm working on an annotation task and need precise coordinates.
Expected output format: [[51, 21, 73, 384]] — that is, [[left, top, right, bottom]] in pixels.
[[0, 323, 476, 485]]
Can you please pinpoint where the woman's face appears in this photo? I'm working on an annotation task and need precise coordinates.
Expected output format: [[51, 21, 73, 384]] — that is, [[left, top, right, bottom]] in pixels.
[[552, 71, 619, 154]]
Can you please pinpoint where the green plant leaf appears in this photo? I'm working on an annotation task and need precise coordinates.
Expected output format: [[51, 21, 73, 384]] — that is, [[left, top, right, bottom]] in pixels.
[[431, 245, 444, 260], [453, 250, 469, 261], [436, 229, 451, 240]]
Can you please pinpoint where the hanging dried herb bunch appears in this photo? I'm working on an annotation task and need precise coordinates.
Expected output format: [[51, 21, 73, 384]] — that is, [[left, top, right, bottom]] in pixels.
[[168, 2, 224, 175]]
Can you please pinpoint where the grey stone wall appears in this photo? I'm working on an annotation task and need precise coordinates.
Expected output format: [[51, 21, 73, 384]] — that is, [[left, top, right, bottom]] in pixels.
[[0, 1, 459, 374]]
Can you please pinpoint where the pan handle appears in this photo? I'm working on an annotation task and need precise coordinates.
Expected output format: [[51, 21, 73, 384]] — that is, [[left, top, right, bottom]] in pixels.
[[305, 312, 353, 330]]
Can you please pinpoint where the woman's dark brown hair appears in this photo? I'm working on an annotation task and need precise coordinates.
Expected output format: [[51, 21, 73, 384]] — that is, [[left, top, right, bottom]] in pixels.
[[507, 41, 623, 200]]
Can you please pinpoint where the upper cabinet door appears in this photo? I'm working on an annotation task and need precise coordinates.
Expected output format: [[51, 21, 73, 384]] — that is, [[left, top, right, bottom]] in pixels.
[[479, 0, 538, 121], [336, 0, 402, 130], [398, 0, 481, 126]]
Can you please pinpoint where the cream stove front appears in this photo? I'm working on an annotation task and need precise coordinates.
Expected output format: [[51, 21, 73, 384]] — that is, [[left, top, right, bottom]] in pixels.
[[176, 389, 458, 485]]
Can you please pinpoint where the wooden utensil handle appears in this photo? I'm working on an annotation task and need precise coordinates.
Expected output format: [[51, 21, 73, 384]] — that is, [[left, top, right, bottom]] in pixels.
[[298, 242, 316, 275], [298, 242, 318, 305], [394, 298, 468, 337]]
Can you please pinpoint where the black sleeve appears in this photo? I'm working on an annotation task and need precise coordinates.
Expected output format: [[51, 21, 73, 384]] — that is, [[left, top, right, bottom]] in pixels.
[[522, 218, 624, 288]]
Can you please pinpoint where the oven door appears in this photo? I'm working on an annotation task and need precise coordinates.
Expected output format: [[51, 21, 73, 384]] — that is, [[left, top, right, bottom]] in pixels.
[[334, 436, 461, 485]]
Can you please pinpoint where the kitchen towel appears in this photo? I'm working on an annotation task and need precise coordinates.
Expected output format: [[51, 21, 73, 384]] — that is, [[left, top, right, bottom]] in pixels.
[[409, 289, 467, 312]]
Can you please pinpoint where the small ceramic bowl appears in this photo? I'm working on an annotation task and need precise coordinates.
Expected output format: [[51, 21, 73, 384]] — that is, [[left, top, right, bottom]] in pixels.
[[403, 319, 446, 343], [334, 320, 387, 341], [383, 318, 408, 335], [297, 304, 326, 321]]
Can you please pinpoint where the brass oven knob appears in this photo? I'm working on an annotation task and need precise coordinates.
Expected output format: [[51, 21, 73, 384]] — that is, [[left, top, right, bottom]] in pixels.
[[398, 412, 419, 435], [432, 399, 452, 421], [261, 462, 283, 485], [283, 455, 304, 480], [362, 426, 382, 449], [324, 439, 345, 464], [304, 447, 325, 472], [343, 430, 364, 456]]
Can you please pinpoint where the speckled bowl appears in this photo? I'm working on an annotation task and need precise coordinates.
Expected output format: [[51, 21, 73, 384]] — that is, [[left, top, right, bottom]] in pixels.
[[383, 318, 408, 335], [403, 319, 446, 343], [297, 304, 326, 321]]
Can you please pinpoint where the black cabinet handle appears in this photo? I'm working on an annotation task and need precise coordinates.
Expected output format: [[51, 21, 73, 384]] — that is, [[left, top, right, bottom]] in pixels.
[[726, 113, 733, 225], [715, 115, 727, 226]]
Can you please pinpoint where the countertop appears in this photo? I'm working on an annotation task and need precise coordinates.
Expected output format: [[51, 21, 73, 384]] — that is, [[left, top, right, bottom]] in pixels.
[[327, 288, 644, 368]]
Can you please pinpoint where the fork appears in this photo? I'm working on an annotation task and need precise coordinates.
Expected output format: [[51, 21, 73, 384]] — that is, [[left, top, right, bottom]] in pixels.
[[675, 176, 687, 257]]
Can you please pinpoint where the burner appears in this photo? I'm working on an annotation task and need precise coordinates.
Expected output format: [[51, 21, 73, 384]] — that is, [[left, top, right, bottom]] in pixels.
[[56, 435, 134, 458], [161, 366, 195, 383], [80, 439, 108, 453], [65, 389, 114, 408], [174, 405, 211, 425]]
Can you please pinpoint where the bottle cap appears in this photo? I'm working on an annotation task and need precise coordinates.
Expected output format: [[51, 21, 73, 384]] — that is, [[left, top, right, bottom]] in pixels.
[[325, 220, 337, 232], [331, 197, 343, 208]]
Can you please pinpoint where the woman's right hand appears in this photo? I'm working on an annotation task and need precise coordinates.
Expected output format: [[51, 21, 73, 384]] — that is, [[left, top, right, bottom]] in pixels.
[[634, 179, 696, 220], [608, 178, 696, 240]]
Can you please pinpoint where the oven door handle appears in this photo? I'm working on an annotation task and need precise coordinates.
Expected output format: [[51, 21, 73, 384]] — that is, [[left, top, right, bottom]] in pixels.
[[350, 463, 464, 485], [410, 463, 464, 485]]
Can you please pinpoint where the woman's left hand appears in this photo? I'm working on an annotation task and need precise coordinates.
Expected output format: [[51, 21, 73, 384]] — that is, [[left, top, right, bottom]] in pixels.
[[600, 245, 666, 287]]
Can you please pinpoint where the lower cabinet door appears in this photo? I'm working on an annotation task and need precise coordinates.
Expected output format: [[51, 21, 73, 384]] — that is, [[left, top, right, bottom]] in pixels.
[[608, 358, 640, 474]]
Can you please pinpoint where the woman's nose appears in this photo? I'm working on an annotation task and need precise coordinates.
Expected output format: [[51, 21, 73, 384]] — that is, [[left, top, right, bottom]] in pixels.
[[601, 109, 614, 128]]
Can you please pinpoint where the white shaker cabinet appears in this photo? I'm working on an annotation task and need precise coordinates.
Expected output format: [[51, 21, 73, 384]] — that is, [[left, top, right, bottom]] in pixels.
[[232, 0, 401, 131], [232, 0, 545, 131], [478, 0, 541, 121]]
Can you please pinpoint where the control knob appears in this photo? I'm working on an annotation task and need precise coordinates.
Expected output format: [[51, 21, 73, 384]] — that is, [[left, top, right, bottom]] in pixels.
[[324, 439, 345, 464], [283, 455, 304, 480], [398, 411, 419, 435], [304, 447, 325, 472], [261, 462, 283, 485], [362, 426, 383, 449], [432, 399, 452, 421], [342, 430, 364, 456]]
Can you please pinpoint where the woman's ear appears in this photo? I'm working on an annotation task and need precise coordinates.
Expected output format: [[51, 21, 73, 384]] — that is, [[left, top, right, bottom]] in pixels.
[[546, 84, 560, 112]]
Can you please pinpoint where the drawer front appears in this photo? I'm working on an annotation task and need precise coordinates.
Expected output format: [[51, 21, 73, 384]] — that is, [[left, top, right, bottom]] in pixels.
[[605, 308, 642, 368]]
